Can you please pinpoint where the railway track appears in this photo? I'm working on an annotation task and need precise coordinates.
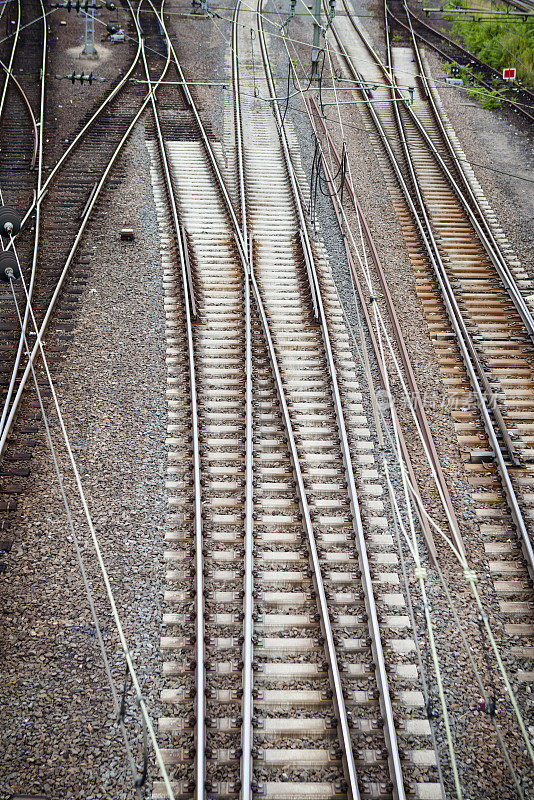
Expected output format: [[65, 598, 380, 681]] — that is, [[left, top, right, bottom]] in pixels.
[[0, 0, 168, 560], [389, 0, 534, 124], [0, 0, 47, 550], [1, 0, 532, 795], [334, 0, 534, 564], [144, 2, 444, 798], [325, 0, 534, 784]]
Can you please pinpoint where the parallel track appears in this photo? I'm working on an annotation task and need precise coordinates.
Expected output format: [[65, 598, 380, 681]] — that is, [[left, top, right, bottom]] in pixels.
[[333, 0, 534, 580], [147, 2, 443, 799], [0, 0, 163, 553], [2, 0, 532, 795], [391, 1, 534, 123], [326, 2, 534, 785]]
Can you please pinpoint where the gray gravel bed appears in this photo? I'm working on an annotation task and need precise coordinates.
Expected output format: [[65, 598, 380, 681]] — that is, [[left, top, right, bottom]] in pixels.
[[0, 123, 166, 800]]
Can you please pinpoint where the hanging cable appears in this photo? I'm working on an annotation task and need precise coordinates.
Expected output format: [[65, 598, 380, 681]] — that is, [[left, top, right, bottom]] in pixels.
[[274, 13, 534, 783], [6, 270, 147, 799]]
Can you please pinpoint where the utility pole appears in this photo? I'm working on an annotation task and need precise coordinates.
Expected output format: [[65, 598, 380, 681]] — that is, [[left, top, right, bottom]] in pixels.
[[82, 6, 97, 56], [310, 0, 321, 79]]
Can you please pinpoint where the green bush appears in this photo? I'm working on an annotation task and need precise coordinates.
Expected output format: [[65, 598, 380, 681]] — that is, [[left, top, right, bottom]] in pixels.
[[444, 1, 534, 89], [444, 60, 505, 108]]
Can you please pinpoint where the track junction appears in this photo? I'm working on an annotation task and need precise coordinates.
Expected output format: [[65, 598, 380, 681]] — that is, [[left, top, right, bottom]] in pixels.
[[0, 0, 532, 799]]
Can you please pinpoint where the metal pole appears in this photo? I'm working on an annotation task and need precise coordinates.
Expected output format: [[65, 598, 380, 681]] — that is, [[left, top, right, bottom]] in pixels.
[[82, 8, 97, 55], [310, 0, 321, 78]]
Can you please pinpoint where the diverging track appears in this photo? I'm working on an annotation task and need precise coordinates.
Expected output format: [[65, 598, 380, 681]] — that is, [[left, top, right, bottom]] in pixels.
[[146, 2, 443, 797], [329, 0, 534, 679]]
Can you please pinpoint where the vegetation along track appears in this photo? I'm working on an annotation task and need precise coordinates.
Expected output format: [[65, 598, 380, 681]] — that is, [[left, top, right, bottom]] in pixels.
[[329, 0, 534, 774], [144, 1, 447, 798], [388, 0, 534, 123]]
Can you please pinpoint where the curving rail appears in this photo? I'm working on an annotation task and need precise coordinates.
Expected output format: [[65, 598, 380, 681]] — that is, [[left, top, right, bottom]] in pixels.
[[329, 0, 534, 583], [0, 0, 46, 438], [252, 1, 408, 797], [0, 6, 160, 458], [0, 0, 144, 451]]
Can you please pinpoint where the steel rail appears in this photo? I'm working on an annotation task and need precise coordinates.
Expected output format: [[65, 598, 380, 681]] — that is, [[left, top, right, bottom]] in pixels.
[[397, 1, 534, 334], [0, 83, 164, 458], [341, 0, 534, 349], [153, 9, 342, 798], [255, 3, 407, 797], [231, 2, 254, 796], [0, 0, 46, 439], [0, 0, 143, 444], [0, 56, 38, 168], [241, 232, 254, 799], [227, 3, 363, 791], [307, 92, 449, 564], [337, 4, 521, 444], [329, 10, 534, 581], [151, 3, 246, 262], [372, 0, 524, 449], [395, 5, 534, 115], [388, 1, 534, 579], [388, 0, 534, 344], [139, 5, 253, 795], [17, 9, 143, 235], [140, 2, 208, 796], [386, 7, 519, 462], [0, 0, 20, 132], [505, 0, 534, 13], [157, 5, 337, 795], [160, 5, 411, 796], [0, 5, 178, 797], [147, 3, 259, 795]]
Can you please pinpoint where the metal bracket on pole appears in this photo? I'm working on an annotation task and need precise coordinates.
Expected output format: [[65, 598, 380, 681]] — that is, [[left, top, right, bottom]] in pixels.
[[280, 0, 296, 30], [324, 0, 336, 33], [310, 0, 322, 79]]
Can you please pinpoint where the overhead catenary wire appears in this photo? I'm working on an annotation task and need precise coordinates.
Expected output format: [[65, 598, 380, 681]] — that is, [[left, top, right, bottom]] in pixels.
[[5, 0, 534, 792], [336, 227, 527, 797], [6, 177, 176, 799], [0, 0, 46, 439], [190, 0, 534, 180], [313, 53, 463, 781], [0, 3, 177, 796], [311, 114, 529, 797], [272, 0, 534, 780]]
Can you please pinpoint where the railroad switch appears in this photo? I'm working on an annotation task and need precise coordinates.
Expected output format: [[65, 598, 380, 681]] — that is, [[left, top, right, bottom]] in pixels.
[[120, 220, 134, 241]]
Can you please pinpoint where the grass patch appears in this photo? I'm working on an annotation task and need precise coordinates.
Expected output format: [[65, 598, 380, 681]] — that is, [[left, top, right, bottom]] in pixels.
[[444, 0, 534, 89], [444, 60, 507, 107]]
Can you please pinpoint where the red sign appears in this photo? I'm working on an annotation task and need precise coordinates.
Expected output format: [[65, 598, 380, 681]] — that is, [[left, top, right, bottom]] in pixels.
[[503, 68, 516, 81]]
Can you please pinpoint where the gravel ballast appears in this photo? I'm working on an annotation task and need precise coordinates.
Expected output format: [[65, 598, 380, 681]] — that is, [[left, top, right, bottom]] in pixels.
[[0, 123, 166, 800], [0, 0, 532, 797]]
